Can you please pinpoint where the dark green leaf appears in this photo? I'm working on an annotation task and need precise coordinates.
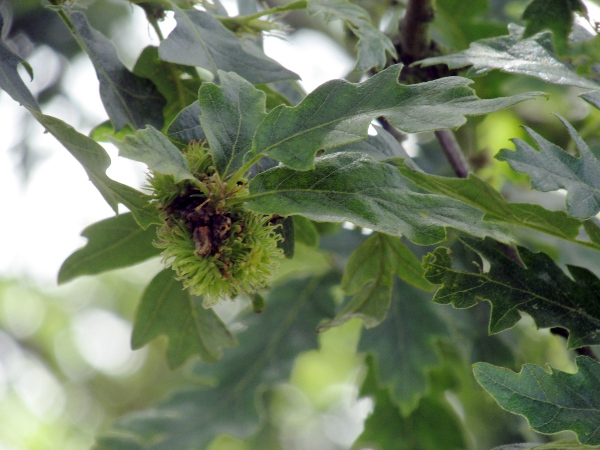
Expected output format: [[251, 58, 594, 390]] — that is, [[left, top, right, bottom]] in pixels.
[[359, 281, 449, 414], [497, 116, 600, 219], [355, 355, 467, 450], [293, 216, 319, 247], [159, 7, 298, 84], [419, 25, 599, 90], [100, 273, 337, 449], [28, 109, 156, 228], [580, 90, 600, 111], [330, 124, 411, 162], [252, 64, 543, 170], [248, 153, 513, 246], [424, 238, 600, 349], [132, 46, 200, 124], [58, 213, 160, 284], [199, 71, 266, 177], [321, 233, 433, 330], [523, 0, 587, 50], [398, 162, 588, 246], [0, 16, 39, 111], [131, 269, 237, 369], [474, 357, 600, 446], [110, 125, 194, 182], [166, 100, 205, 144], [68, 11, 165, 131], [307, 0, 396, 71]]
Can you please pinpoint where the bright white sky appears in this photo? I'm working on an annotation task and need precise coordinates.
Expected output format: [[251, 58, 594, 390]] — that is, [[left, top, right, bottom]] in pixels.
[[0, 1, 354, 284]]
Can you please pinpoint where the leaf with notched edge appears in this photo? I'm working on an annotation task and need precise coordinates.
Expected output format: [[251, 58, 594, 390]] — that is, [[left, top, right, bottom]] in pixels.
[[251, 64, 543, 171], [424, 237, 600, 349], [131, 269, 237, 369], [68, 11, 165, 131], [474, 357, 600, 446], [247, 153, 513, 246], [58, 213, 160, 284]]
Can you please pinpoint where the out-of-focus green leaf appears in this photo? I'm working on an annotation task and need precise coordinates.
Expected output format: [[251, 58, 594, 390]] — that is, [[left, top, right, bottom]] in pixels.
[[199, 71, 266, 177], [293, 216, 319, 247], [99, 273, 337, 448], [166, 100, 205, 144], [251, 64, 543, 170], [355, 354, 466, 450], [58, 213, 160, 284], [68, 11, 165, 131], [398, 162, 594, 248], [132, 45, 200, 124], [424, 238, 600, 349], [419, 25, 599, 90], [307, 0, 396, 71], [28, 109, 156, 228], [0, 16, 39, 111], [159, 7, 298, 84], [359, 281, 449, 415], [110, 125, 194, 182], [474, 357, 600, 446], [131, 269, 237, 369], [492, 440, 600, 449], [580, 90, 600, 111], [248, 153, 513, 246], [523, 0, 587, 50], [497, 117, 600, 219], [321, 233, 433, 330]]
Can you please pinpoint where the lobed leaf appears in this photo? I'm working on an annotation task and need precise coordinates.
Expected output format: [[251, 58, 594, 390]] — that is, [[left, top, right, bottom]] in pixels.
[[100, 273, 337, 448], [247, 152, 513, 246], [58, 213, 160, 284], [251, 64, 543, 170], [523, 0, 587, 50], [0, 15, 39, 111], [28, 109, 156, 228], [419, 24, 599, 90], [110, 125, 195, 182], [320, 233, 433, 330], [68, 11, 165, 131], [307, 0, 397, 72], [398, 162, 591, 247], [131, 269, 237, 369], [423, 238, 600, 349], [159, 7, 298, 84], [359, 281, 450, 415], [474, 357, 600, 446], [199, 71, 266, 177], [497, 116, 600, 219]]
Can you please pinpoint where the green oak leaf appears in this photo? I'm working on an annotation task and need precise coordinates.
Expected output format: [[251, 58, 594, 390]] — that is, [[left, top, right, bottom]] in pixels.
[[419, 24, 599, 90], [523, 0, 587, 51], [355, 355, 467, 449], [98, 273, 337, 449], [110, 125, 194, 182], [424, 237, 600, 349], [166, 100, 205, 144], [359, 281, 449, 415], [307, 0, 397, 71], [497, 116, 600, 219], [320, 233, 433, 330], [0, 15, 39, 111], [398, 162, 590, 247], [58, 213, 160, 284], [247, 152, 513, 246], [158, 7, 298, 84], [251, 64, 543, 170], [28, 109, 156, 229], [580, 90, 600, 111], [330, 124, 412, 162], [492, 440, 600, 450], [199, 71, 266, 177], [68, 11, 165, 131], [131, 269, 237, 369], [474, 357, 600, 446], [132, 45, 200, 125]]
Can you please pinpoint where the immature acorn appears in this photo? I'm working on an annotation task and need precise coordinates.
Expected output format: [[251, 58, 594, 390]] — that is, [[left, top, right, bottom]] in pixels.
[[148, 142, 283, 308]]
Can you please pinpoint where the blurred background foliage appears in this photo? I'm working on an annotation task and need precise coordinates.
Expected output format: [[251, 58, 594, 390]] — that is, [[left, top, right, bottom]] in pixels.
[[2, 0, 600, 449]]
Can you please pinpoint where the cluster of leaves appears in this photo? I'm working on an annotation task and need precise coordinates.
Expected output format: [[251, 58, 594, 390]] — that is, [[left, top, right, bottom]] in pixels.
[[3, 0, 600, 448]]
